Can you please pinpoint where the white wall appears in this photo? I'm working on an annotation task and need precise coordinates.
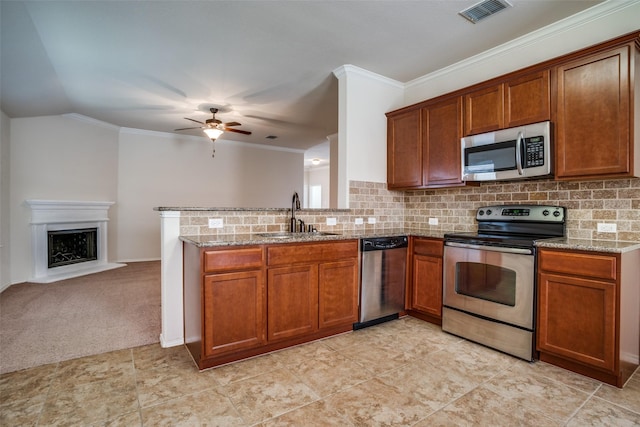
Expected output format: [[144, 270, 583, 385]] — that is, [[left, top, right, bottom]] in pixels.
[[328, 133, 339, 209], [117, 129, 303, 261], [9, 115, 120, 284], [333, 65, 405, 207], [0, 111, 11, 292], [304, 166, 330, 208]]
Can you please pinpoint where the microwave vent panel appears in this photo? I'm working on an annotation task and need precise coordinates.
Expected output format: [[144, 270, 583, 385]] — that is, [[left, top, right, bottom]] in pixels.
[[459, 0, 512, 23]]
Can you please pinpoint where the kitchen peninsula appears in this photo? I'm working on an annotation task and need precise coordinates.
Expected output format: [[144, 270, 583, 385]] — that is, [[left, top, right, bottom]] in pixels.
[[156, 207, 443, 370]]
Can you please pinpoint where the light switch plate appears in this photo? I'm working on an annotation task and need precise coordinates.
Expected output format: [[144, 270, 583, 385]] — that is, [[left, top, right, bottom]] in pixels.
[[208, 218, 224, 229], [368, 217, 376, 224], [326, 217, 337, 226], [597, 223, 616, 233], [355, 218, 364, 225], [428, 218, 439, 225]]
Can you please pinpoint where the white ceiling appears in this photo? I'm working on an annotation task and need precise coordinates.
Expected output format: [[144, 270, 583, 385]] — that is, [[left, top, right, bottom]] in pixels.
[[1, 0, 602, 158]]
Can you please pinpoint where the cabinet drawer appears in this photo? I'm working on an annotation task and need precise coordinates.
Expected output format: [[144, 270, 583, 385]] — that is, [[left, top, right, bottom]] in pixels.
[[539, 250, 617, 281], [204, 247, 264, 273], [267, 240, 358, 266], [413, 238, 443, 257]]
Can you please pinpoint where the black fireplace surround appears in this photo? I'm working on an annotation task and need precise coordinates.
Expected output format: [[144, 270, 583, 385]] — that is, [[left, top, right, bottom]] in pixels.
[[47, 228, 98, 268]]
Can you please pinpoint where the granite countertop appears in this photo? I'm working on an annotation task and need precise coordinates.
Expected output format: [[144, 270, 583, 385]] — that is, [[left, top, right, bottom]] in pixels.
[[180, 228, 640, 253], [154, 206, 350, 212], [536, 237, 640, 254], [180, 228, 447, 247]]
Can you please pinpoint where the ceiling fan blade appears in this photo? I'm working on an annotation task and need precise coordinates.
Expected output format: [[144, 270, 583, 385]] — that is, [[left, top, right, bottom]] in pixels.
[[184, 117, 205, 124], [174, 126, 203, 131], [224, 128, 252, 135], [224, 121, 242, 127]]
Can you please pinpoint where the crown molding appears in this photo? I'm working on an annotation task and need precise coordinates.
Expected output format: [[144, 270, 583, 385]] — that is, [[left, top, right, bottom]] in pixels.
[[406, 0, 640, 90], [333, 64, 404, 88], [120, 126, 305, 153], [62, 113, 120, 131], [219, 139, 305, 154], [119, 126, 202, 141]]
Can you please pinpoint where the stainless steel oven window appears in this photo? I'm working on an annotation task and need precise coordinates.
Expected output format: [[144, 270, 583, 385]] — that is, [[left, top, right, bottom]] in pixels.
[[455, 261, 517, 306]]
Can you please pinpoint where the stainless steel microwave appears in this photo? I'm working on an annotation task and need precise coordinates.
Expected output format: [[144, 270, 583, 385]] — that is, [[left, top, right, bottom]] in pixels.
[[461, 121, 552, 181]]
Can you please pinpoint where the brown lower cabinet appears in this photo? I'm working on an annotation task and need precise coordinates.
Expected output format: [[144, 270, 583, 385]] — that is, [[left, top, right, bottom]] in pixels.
[[183, 240, 358, 370], [537, 248, 640, 387], [267, 264, 318, 341], [407, 237, 443, 325]]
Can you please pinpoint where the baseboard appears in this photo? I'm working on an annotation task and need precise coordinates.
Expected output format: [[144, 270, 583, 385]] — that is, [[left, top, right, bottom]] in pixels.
[[621, 351, 640, 365], [0, 281, 11, 293], [29, 262, 127, 283], [160, 334, 184, 348]]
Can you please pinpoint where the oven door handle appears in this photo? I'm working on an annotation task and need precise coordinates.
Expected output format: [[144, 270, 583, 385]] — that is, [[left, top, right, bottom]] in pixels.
[[445, 241, 533, 255]]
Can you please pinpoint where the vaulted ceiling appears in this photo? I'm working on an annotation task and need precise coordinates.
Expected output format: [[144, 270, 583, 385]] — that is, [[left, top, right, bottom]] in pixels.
[[1, 1, 602, 153]]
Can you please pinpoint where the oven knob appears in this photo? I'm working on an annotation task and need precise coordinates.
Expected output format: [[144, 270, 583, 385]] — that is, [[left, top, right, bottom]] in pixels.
[[542, 210, 550, 216], [553, 210, 561, 217], [486, 209, 492, 216], [478, 210, 485, 216]]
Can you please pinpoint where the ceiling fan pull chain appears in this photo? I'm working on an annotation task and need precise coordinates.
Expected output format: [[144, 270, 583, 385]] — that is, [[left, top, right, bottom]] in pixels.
[[212, 140, 216, 158]]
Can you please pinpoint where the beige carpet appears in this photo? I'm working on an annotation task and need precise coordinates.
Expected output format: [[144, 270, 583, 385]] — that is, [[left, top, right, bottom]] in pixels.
[[0, 261, 161, 374]]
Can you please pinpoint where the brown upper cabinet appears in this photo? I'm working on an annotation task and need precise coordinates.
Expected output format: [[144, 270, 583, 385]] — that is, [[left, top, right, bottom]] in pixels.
[[464, 69, 551, 136], [387, 96, 466, 190], [388, 31, 640, 189], [423, 97, 465, 188], [387, 109, 422, 189], [555, 40, 639, 180]]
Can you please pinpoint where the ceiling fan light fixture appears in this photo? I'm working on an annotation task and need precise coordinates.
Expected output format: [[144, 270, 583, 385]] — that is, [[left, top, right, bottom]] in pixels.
[[311, 158, 321, 165], [203, 127, 224, 140]]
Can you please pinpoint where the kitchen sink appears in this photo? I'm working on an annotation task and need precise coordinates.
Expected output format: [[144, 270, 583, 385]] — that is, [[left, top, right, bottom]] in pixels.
[[256, 232, 340, 239]]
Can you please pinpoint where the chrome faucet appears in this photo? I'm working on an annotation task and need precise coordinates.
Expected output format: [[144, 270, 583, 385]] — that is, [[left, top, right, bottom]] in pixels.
[[290, 192, 301, 232]]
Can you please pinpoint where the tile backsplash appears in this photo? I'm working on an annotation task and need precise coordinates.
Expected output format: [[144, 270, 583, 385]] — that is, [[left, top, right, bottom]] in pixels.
[[179, 178, 640, 242], [402, 178, 640, 241]]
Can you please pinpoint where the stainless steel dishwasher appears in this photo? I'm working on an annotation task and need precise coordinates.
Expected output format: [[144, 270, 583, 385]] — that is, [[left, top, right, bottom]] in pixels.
[[354, 236, 408, 330]]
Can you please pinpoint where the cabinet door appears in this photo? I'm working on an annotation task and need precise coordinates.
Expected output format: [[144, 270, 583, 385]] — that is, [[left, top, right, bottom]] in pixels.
[[411, 254, 443, 318], [464, 84, 504, 135], [423, 97, 464, 187], [318, 259, 358, 329], [387, 109, 423, 188], [267, 264, 318, 341], [537, 272, 616, 372], [555, 45, 631, 179], [504, 70, 550, 127], [203, 270, 265, 357]]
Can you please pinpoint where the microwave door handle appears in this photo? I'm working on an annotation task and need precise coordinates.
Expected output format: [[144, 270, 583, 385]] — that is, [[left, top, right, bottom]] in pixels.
[[515, 131, 524, 175]]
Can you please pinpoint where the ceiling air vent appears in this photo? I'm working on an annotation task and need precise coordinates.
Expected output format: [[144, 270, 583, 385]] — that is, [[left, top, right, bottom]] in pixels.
[[459, 0, 512, 23]]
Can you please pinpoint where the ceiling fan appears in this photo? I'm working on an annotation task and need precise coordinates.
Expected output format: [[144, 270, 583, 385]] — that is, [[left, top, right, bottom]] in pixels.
[[175, 107, 252, 157]]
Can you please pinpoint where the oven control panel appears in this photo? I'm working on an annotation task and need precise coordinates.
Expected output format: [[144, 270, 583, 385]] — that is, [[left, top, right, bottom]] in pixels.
[[476, 205, 565, 222]]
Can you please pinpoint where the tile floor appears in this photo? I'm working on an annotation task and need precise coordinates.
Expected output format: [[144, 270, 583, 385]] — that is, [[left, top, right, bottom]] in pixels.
[[1, 316, 639, 426]]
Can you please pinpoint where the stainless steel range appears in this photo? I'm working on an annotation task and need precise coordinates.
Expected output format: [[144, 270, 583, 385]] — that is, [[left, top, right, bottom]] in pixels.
[[442, 205, 566, 361]]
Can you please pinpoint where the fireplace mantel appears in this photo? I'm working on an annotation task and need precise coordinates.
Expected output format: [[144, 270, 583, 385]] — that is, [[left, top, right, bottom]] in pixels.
[[26, 200, 125, 283]]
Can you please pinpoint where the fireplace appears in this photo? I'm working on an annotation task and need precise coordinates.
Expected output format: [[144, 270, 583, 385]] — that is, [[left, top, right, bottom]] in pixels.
[[26, 200, 125, 283], [48, 228, 98, 268]]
